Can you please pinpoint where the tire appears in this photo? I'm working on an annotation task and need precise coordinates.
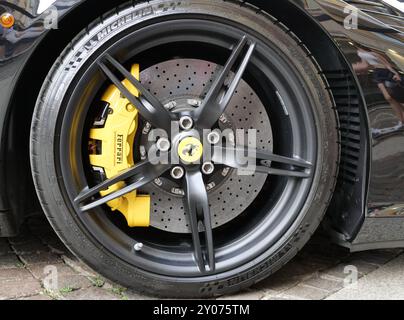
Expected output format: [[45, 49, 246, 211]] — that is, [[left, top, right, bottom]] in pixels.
[[30, 0, 339, 298]]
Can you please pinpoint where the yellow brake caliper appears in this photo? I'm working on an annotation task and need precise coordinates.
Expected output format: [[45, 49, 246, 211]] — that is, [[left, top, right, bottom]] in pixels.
[[89, 64, 150, 227]]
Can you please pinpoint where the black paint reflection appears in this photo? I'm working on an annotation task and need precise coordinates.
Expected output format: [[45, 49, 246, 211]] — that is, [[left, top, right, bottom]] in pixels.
[[353, 47, 404, 136], [352, 47, 404, 216]]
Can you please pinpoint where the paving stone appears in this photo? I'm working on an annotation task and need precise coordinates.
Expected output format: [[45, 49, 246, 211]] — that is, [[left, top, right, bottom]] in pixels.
[[19, 252, 62, 266], [2, 217, 403, 300], [350, 250, 400, 266], [0, 268, 34, 282], [28, 263, 93, 291], [281, 284, 330, 300], [252, 260, 322, 292], [19, 294, 53, 300], [54, 275, 93, 291], [61, 287, 121, 300], [62, 255, 97, 277], [124, 290, 157, 300], [265, 295, 303, 300], [47, 241, 69, 255], [0, 278, 42, 300], [62, 251, 78, 261], [252, 272, 300, 293], [29, 263, 72, 278], [343, 259, 379, 275], [322, 259, 379, 281], [321, 265, 350, 280], [91, 282, 148, 300], [0, 239, 12, 256], [11, 241, 49, 254], [296, 251, 343, 269], [0, 254, 22, 270], [217, 290, 266, 300], [302, 275, 344, 292], [327, 254, 404, 300]]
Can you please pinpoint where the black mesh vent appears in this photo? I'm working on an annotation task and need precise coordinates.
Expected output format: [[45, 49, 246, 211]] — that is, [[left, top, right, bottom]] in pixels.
[[324, 70, 362, 185]]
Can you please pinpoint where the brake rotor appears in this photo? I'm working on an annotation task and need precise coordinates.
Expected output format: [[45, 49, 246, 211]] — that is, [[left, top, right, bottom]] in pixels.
[[138, 59, 273, 233], [90, 59, 273, 233]]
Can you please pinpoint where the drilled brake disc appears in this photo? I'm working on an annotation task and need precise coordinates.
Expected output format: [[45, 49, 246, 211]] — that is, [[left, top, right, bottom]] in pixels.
[[137, 59, 273, 233]]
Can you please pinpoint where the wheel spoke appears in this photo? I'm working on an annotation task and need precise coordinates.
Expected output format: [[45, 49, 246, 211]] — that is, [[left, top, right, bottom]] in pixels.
[[183, 167, 215, 273], [75, 159, 171, 212], [195, 36, 256, 128], [98, 54, 173, 132], [212, 146, 313, 178]]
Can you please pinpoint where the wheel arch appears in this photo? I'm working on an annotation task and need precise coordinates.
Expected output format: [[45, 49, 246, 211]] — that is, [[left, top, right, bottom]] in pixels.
[[2, 0, 369, 240], [246, 0, 370, 241]]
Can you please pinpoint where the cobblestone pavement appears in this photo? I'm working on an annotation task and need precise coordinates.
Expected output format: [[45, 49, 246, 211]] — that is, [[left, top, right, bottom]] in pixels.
[[0, 216, 402, 300]]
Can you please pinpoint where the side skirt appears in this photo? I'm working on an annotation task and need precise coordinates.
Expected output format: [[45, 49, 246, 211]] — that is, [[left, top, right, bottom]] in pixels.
[[331, 217, 404, 252]]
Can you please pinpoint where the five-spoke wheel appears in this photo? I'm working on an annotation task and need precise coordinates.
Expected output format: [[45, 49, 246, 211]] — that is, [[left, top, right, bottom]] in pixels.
[[30, 1, 338, 297]]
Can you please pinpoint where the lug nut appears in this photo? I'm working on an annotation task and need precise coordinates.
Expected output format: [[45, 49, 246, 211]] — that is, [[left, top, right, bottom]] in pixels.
[[164, 101, 177, 110], [179, 116, 194, 131], [207, 131, 221, 145], [171, 166, 185, 180], [187, 99, 202, 107], [134, 243, 143, 252], [156, 138, 171, 152], [202, 162, 215, 175]]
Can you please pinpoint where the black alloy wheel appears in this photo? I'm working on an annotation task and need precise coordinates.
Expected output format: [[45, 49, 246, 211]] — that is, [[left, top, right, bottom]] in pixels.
[[30, 0, 339, 298]]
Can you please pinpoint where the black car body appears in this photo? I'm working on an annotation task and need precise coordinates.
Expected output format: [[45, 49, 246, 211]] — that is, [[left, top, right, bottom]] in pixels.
[[0, 0, 403, 297]]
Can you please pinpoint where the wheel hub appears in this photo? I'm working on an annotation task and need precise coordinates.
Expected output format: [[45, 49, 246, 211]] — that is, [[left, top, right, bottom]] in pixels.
[[178, 137, 203, 163]]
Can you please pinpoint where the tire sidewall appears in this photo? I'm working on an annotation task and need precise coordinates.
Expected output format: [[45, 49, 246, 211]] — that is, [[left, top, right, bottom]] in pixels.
[[31, 0, 339, 298]]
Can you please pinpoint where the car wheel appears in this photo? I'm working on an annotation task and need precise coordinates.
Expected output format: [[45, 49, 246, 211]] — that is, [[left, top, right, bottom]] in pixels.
[[30, 0, 339, 298]]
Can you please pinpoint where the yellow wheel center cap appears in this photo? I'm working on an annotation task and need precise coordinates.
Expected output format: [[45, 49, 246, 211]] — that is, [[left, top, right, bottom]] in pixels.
[[178, 137, 203, 163]]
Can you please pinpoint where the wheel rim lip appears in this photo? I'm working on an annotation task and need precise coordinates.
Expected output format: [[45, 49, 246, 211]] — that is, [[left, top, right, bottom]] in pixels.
[[55, 18, 319, 278]]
